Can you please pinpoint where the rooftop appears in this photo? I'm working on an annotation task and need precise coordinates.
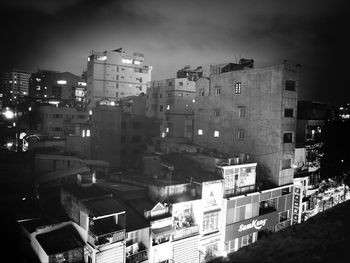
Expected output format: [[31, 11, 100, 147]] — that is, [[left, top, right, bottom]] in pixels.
[[36, 224, 84, 255], [62, 184, 111, 201], [83, 197, 125, 218]]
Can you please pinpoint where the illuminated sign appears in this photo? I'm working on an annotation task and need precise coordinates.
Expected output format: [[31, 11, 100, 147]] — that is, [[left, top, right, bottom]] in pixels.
[[78, 82, 87, 86], [238, 218, 267, 232], [75, 88, 85, 97], [57, 80, 67, 84], [225, 211, 278, 240]]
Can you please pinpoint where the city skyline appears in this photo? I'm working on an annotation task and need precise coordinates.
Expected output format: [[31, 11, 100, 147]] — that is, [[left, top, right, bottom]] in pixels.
[[1, 0, 349, 106]]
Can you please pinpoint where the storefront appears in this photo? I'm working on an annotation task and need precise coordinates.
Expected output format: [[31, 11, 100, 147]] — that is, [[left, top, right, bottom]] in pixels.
[[225, 211, 279, 252]]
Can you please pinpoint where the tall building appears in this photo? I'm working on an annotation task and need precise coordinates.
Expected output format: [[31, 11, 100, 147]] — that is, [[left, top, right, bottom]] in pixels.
[[29, 70, 86, 108], [0, 69, 30, 107], [193, 60, 300, 186], [146, 77, 196, 139], [86, 49, 152, 108]]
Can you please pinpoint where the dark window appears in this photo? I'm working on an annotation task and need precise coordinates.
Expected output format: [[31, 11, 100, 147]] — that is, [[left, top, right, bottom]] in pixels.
[[132, 121, 142, 129], [179, 82, 183, 86], [282, 187, 290, 195], [159, 105, 163, 112], [132, 135, 141, 143], [282, 159, 291, 169], [121, 121, 126, 129], [214, 109, 220, 117], [285, 80, 296, 91], [239, 107, 246, 118], [283, 132, 293, 143], [284, 108, 293, 117], [279, 211, 289, 222], [238, 130, 245, 140], [215, 88, 221, 96]]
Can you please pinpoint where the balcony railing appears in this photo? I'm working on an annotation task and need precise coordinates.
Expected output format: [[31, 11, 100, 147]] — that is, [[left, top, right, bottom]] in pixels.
[[126, 250, 148, 263], [259, 206, 277, 216], [88, 229, 125, 248], [173, 225, 199, 240], [225, 185, 255, 197]]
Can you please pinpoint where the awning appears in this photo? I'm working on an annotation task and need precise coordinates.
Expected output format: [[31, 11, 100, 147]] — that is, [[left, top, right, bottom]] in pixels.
[[151, 225, 175, 239]]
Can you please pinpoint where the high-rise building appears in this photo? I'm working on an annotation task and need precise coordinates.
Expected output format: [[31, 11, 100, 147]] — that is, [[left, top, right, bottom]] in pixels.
[[29, 70, 86, 108], [146, 77, 196, 139], [193, 60, 300, 186], [86, 49, 152, 108], [0, 69, 30, 107]]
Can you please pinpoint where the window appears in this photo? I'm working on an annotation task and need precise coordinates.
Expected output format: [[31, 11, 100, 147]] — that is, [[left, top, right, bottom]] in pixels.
[[198, 129, 203, 135], [284, 108, 294, 117], [214, 109, 220, 117], [166, 105, 170, 110], [159, 93, 162, 98], [241, 233, 253, 247], [86, 130, 90, 137], [116, 75, 119, 80], [214, 130, 219, 137], [214, 87, 221, 96], [282, 187, 290, 195], [178, 93, 183, 97], [179, 82, 183, 86], [283, 132, 293, 143], [285, 80, 296, 91], [132, 122, 142, 129], [279, 211, 289, 222], [159, 105, 163, 112], [121, 121, 126, 129], [239, 107, 246, 118], [200, 89, 205, 96], [203, 212, 219, 233], [235, 82, 241, 94], [282, 159, 291, 169], [238, 130, 245, 140]]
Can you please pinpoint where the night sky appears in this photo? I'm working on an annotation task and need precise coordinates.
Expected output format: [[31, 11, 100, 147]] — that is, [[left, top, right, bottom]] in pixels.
[[1, 0, 349, 105]]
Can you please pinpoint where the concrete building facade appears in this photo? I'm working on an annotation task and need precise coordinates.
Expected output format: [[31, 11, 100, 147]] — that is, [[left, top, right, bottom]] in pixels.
[[193, 61, 300, 186], [87, 49, 151, 108], [146, 77, 195, 139], [0, 69, 30, 107]]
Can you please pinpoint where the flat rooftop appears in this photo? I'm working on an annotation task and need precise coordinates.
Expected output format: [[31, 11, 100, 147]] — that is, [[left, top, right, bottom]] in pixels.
[[62, 184, 111, 200], [36, 224, 84, 255], [83, 197, 125, 218]]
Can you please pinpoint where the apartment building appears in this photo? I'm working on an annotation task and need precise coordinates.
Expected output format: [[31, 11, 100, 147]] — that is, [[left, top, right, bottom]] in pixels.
[[87, 49, 151, 108], [193, 59, 300, 186], [0, 69, 30, 107], [29, 70, 86, 108], [146, 77, 195, 139]]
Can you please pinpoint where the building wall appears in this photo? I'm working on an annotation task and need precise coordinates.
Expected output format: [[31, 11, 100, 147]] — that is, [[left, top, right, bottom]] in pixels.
[[87, 50, 151, 108], [146, 78, 195, 138], [91, 106, 122, 171], [38, 105, 89, 137], [193, 63, 299, 186]]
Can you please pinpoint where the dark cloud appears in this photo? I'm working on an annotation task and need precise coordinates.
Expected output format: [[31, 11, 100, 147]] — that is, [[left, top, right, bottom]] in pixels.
[[1, 0, 349, 105]]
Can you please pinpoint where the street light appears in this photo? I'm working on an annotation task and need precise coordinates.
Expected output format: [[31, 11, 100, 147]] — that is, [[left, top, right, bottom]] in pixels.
[[2, 107, 14, 119]]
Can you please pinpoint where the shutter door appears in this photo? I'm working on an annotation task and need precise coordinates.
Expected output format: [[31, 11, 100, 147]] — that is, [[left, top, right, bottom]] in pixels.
[[96, 244, 124, 263], [173, 236, 199, 263]]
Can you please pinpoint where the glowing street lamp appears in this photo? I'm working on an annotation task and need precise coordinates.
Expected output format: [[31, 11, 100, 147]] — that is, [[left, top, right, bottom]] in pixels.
[[2, 107, 14, 119]]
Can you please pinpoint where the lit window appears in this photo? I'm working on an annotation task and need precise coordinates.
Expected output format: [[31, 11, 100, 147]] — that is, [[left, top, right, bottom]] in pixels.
[[198, 129, 203, 135], [36, 86, 41, 91], [78, 82, 87, 86], [28, 107, 32, 111], [97, 56, 107, 61], [239, 107, 246, 118], [166, 105, 170, 110], [87, 57, 90, 62], [133, 60, 141, 65], [283, 132, 293, 143], [86, 130, 91, 137], [214, 130, 219, 137], [241, 233, 253, 247], [235, 83, 241, 94], [161, 132, 166, 138], [166, 127, 169, 133], [238, 130, 245, 140], [215, 87, 221, 96], [44, 95, 47, 98], [57, 80, 67, 85], [193, 99, 195, 103], [122, 58, 133, 64], [82, 130, 85, 137], [36, 78, 41, 82]]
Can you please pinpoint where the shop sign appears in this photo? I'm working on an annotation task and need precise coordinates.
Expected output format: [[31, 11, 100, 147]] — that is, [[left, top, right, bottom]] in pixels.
[[226, 211, 278, 240]]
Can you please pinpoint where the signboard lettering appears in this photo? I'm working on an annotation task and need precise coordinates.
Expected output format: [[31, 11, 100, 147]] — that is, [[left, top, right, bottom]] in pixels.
[[238, 219, 267, 232]]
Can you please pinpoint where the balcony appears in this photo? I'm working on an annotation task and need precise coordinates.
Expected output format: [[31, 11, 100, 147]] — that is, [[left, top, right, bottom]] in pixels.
[[88, 229, 125, 248], [224, 185, 255, 198], [173, 225, 199, 240], [259, 205, 277, 216], [126, 250, 148, 263]]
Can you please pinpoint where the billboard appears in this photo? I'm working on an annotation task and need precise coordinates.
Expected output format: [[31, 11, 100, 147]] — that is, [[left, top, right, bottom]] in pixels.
[[75, 88, 85, 97]]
